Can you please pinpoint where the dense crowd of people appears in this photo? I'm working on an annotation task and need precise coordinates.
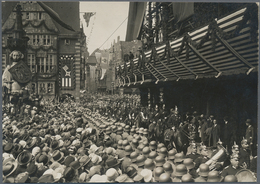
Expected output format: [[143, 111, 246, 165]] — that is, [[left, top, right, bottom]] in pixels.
[[2, 93, 257, 182]]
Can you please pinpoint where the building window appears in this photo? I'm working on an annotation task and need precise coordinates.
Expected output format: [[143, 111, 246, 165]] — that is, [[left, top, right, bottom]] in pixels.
[[48, 54, 54, 72], [26, 12, 30, 20], [37, 55, 56, 73], [64, 39, 70, 45], [27, 54, 36, 73], [2, 36, 5, 47], [39, 58, 44, 73], [33, 35, 40, 45], [39, 83, 46, 94], [2, 54, 6, 71], [43, 35, 51, 45], [47, 83, 54, 93], [38, 12, 42, 20], [31, 83, 36, 93]]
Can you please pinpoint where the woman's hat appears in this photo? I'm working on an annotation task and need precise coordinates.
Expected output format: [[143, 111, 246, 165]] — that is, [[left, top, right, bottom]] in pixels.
[[49, 161, 61, 170], [15, 172, 30, 183], [69, 160, 81, 170], [90, 174, 108, 182], [3, 159, 18, 177], [126, 166, 138, 178], [79, 155, 91, 167], [106, 168, 119, 181], [140, 169, 153, 182], [27, 163, 38, 176], [26, 138, 37, 150], [105, 156, 120, 168], [49, 139, 59, 150], [43, 169, 62, 182], [63, 167, 76, 182], [51, 150, 65, 163], [17, 150, 32, 165], [36, 154, 50, 166], [38, 174, 54, 183], [117, 173, 134, 182], [3, 143, 14, 153], [91, 154, 102, 165]]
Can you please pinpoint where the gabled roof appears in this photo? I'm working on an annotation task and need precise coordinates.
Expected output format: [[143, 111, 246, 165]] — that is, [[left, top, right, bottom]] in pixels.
[[2, 2, 80, 35], [44, 2, 80, 35]]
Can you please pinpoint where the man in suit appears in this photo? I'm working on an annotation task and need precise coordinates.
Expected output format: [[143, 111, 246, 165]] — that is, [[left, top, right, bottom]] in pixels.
[[221, 155, 242, 178], [239, 139, 250, 169], [245, 119, 254, 156]]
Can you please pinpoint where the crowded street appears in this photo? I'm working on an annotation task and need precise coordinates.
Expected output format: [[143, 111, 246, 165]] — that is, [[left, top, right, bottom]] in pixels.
[[2, 92, 257, 182]]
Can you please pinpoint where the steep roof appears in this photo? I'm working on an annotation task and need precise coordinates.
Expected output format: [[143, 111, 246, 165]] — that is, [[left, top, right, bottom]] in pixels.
[[44, 2, 80, 35], [2, 2, 80, 35]]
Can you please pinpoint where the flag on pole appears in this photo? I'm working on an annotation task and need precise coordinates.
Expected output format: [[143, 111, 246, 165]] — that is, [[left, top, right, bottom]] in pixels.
[[83, 12, 96, 27], [37, 2, 75, 32]]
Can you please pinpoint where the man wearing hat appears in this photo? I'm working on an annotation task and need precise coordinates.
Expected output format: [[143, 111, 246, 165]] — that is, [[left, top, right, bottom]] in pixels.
[[221, 155, 242, 178], [186, 142, 200, 161], [194, 163, 209, 182], [121, 145, 133, 173], [105, 156, 122, 174], [172, 164, 187, 182], [245, 119, 254, 156], [122, 125, 130, 139], [194, 145, 210, 170], [183, 158, 198, 179], [239, 138, 250, 169]]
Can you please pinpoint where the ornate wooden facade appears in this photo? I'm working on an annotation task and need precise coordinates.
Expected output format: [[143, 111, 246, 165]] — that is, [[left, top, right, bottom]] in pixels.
[[2, 2, 87, 100]]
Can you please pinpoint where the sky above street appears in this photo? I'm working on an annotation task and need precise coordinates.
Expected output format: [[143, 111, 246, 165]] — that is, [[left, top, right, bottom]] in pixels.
[[80, 2, 129, 55]]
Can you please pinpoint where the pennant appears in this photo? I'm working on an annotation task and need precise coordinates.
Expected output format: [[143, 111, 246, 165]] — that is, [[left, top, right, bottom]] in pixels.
[[100, 69, 107, 80], [37, 2, 75, 32], [83, 12, 96, 27]]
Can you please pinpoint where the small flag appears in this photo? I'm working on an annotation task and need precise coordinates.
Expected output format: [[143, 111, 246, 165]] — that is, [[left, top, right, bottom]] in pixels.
[[83, 12, 96, 27]]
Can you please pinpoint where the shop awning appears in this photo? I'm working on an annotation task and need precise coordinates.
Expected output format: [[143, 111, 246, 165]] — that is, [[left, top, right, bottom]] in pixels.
[[118, 4, 258, 87]]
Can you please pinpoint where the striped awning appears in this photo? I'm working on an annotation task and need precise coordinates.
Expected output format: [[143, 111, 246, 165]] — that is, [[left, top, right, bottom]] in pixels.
[[117, 5, 258, 87]]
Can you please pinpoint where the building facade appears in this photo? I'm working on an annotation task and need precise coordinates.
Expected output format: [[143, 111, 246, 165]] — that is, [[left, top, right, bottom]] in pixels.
[[2, 1, 87, 100]]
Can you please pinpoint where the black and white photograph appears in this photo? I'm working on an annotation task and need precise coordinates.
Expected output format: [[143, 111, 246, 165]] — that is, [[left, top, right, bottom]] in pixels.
[[1, 1, 258, 183]]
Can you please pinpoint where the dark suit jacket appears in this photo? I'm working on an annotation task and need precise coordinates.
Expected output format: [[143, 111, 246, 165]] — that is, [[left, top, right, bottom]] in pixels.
[[246, 125, 254, 144], [239, 148, 250, 168]]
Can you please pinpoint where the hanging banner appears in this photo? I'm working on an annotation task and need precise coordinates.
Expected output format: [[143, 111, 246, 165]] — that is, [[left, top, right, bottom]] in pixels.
[[60, 56, 75, 90]]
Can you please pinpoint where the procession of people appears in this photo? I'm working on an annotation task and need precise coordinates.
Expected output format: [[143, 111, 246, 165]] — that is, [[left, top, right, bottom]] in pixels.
[[2, 92, 257, 183]]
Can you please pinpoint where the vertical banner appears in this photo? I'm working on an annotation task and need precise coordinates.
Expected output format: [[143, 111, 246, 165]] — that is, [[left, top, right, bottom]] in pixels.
[[60, 56, 75, 90]]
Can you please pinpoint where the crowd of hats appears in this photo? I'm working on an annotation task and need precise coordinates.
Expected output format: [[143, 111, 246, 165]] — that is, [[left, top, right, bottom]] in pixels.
[[2, 97, 243, 183]]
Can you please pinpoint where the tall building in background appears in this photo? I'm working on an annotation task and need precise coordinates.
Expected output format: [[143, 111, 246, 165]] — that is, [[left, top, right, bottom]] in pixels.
[[2, 1, 88, 100]]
